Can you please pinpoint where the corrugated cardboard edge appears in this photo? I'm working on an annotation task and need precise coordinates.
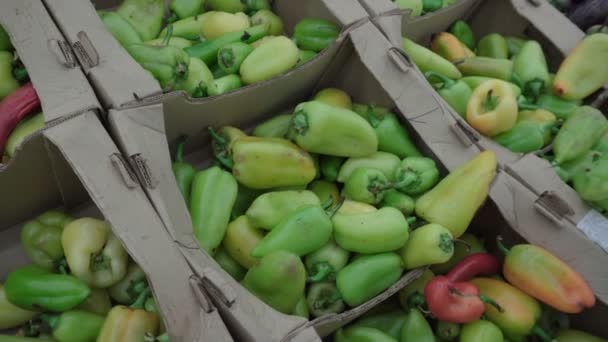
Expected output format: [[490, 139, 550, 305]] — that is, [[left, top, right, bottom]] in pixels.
[[0, 0, 100, 122], [42, 111, 233, 342]]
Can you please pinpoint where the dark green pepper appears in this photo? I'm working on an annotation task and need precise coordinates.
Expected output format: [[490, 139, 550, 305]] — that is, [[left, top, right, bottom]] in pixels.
[[343, 167, 392, 204], [401, 308, 435, 342], [126, 43, 189, 91], [336, 253, 403, 306], [207, 0, 246, 12], [98, 11, 142, 48], [20, 211, 73, 271], [4, 265, 90, 312], [252, 114, 292, 138], [214, 246, 246, 281], [298, 50, 317, 66], [422, 0, 443, 12], [553, 106, 608, 164], [353, 105, 422, 158], [189, 166, 238, 254], [477, 33, 509, 59], [320, 155, 345, 182], [519, 94, 581, 120], [185, 24, 269, 65], [393, 157, 440, 196], [335, 326, 398, 342], [449, 20, 475, 50], [168, 0, 204, 22], [380, 190, 415, 216], [495, 110, 557, 153], [243, 0, 270, 12], [572, 156, 608, 201], [506, 36, 527, 57], [172, 140, 196, 204], [355, 311, 407, 340], [436, 321, 460, 341], [207, 74, 242, 96], [305, 239, 350, 282], [306, 282, 345, 317], [0, 25, 13, 51], [425, 71, 473, 118], [40, 310, 105, 342], [293, 18, 339, 52], [116, 0, 164, 41], [218, 42, 253, 74]]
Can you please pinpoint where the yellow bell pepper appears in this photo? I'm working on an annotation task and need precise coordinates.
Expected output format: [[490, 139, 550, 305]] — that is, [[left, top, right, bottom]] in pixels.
[[466, 80, 518, 137], [97, 297, 159, 342]]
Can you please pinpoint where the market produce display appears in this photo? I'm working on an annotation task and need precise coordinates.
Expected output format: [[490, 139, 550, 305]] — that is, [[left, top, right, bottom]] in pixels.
[[173, 87, 501, 318], [99, 0, 339, 97], [0, 212, 167, 342], [0, 25, 42, 162], [393, 0, 460, 17], [334, 239, 599, 342], [403, 21, 608, 215]]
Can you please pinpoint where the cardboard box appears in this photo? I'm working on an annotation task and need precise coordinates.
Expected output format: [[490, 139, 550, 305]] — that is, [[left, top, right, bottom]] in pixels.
[[43, 0, 370, 110], [0, 1, 233, 340], [359, 0, 608, 305]]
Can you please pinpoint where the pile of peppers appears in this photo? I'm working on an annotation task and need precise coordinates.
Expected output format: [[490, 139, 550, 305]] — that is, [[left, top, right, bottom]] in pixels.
[[392, 0, 460, 18], [100, 0, 339, 97], [0, 212, 167, 342], [173, 87, 502, 320], [403, 20, 608, 216], [0, 25, 43, 161]]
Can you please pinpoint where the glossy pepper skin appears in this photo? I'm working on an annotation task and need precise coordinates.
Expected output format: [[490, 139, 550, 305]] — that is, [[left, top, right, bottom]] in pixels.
[[353, 105, 422, 158], [477, 33, 509, 59], [293, 19, 339, 52], [336, 253, 403, 306], [306, 282, 345, 317], [20, 210, 73, 271], [159, 14, 208, 40], [109, 262, 146, 305], [500, 241, 595, 314], [333, 207, 409, 254], [218, 42, 253, 75], [335, 326, 398, 342], [98, 11, 142, 47], [314, 88, 353, 110], [320, 155, 345, 182], [460, 320, 504, 342], [305, 239, 350, 282], [343, 167, 392, 204], [380, 190, 415, 216], [466, 79, 518, 137], [290, 101, 378, 157], [230, 136, 316, 189], [494, 110, 556, 153], [355, 311, 407, 340], [553, 34, 608, 100], [189, 166, 238, 254], [573, 156, 608, 202], [253, 114, 292, 138], [400, 223, 454, 269], [398, 269, 434, 309], [172, 140, 195, 203], [176, 57, 213, 97], [168, 0, 204, 21], [512, 41, 550, 99], [126, 43, 189, 91], [309, 180, 340, 209], [416, 151, 497, 238], [116, 0, 164, 41], [293, 297, 309, 319], [4, 265, 90, 312], [450, 20, 475, 50], [393, 157, 440, 195], [553, 106, 608, 164], [210, 125, 246, 167], [41, 310, 105, 342], [62, 218, 128, 288], [223, 216, 263, 269], [431, 32, 475, 63], [251, 9, 284, 36], [401, 308, 435, 342], [403, 37, 462, 79], [246, 190, 320, 229], [0, 284, 37, 329], [97, 304, 159, 342], [337, 152, 400, 183], [215, 246, 246, 281], [77, 287, 112, 315], [461, 77, 521, 97], [426, 71, 473, 117], [471, 278, 546, 341], [431, 233, 485, 274], [519, 93, 580, 120], [456, 57, 513, 81], [242, 250, 306, 314], [240, 36, 299, 85], [251, 205, 332, 257]]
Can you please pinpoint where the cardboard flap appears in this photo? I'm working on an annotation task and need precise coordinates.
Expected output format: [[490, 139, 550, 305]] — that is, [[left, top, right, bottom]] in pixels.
[[42, 0, 162, 109], [0, 0, 100, 122], [509, 0, 585, 55], [42, 111, 232, 341], [320, 0, 369, 26]]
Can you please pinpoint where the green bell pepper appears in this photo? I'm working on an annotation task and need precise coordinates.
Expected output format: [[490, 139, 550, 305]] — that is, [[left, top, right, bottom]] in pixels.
[[477, 33, 509, 59], [426, 71, 472, 117], [333, 207, 409, 254], [431, 233, 485, 274], [305, 239, 350, 282], [354, 311, 407, 340], [402, 38, 462, 79], [116, 0, 164, 41], [218, 42, 253, 74], [460, 77, 521, 97], [159, 14, 207, 40], [240, 36, 299, 85], [223, 216, 263, 269], [553, 150, 600, 183], [398, 269, 434, 309], [109, 262, 146, 305], [251, 10, 284, 36], [290, 101, 378, 157], [98, 11, 142, 48], [456, 57, 513, 81], [176, 57, 213, 97], [253, 114, 292, 138], [506, 36, 527, 57], [553, 106, 608, 164], [242, 250, 306, 314], [20, 210, 73, 271], [5, 112, 44, 158], [495, 109, 556, 153], [401, 308, 435, 342], [343, 167, 392, 204], [400, 223, 454, 269], [4, 265, 90, 312], [251, 205, 332, 257], [185, 24, 269, 65], [243, 0, 270, 12], [293, 296, 309, 319], [172, 140, 196, 203], [436, 321, 460, 341], [320, 155, 345, 182], [189, 166, 238, 254], [168, 0, 204, 22], [512, 40, 550, 99], [77, 288, 112, 315], [207, 0, 246, 12], [460, 320, 504, 342], [0, 283, 37, 329], [293, 19, 339, 52], [207, 74, 242, 96], [298, 50, 317, 66], [306, 282, 345, 317], [309, 180, 340, 209], [40, 310, 104, 342], [422, 0, 443, 12], [0, 51, 19, 100], [335, 326, 398, 342], [353, 105, 422, 158], [519, 94, 580, 120], [450, 20, 475, 50], [572, 155, 608, 201], [246, 190, 320, 229], [393, 157, 440, 196], [0, 25, 13, 51], [214, 246, 246, 281], [337, 152, 401, 183], [126, 43, 189, 91], [380, 189, 415, 216], [336, 253, 403, 306]]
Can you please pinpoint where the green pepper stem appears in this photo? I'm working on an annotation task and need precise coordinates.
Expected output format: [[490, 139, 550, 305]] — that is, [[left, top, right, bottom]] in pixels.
[[366, 106, 385, 128], [517, 96, 539, 111], [131, 287, 152, 309], [406, 216, 417, 225], [532, 325, 555, 342], [39, 313, 59, 331], [162, 24, 173, 46], [482, 89, 499, 112], [174, 136, 187, 163], [407, 292, 426, 308], [392, 170, 418, 190], [13, 66, 28, 82], [208, 127, 234, 170], [307, 262, 334, 283], [523, 79, 545, 101], [496, 236, 511, 256], [424, 71, 456, 89], [325, 197, 345, 219], [166, 12, 179, 24], [315, 290, 342, 309], [291, 110, 309, 136], [478, 294, 504, 313]]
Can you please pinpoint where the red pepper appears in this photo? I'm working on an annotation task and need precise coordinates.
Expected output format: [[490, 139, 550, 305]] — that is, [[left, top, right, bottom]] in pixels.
[[424, 253, 502, 323], [0, 82, 40, 155]]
